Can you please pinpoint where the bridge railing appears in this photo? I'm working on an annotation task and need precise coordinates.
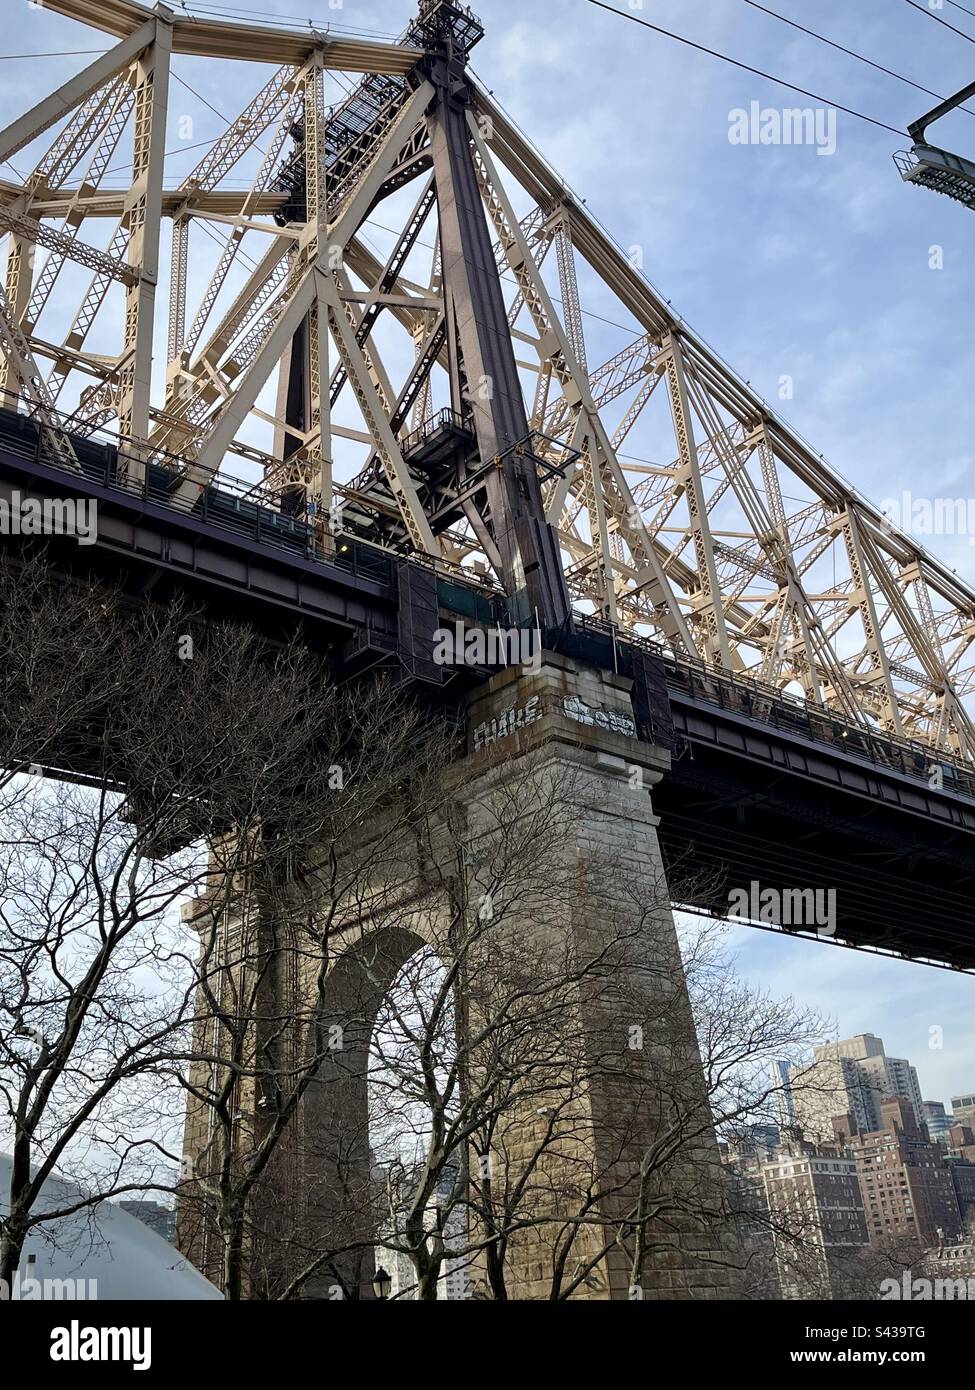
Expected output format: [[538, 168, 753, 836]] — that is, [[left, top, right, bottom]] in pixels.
[[0, 398, 320, 547], [570, 612, 975, 800], [0, 395, 506, 600], [400, 407, 472, 457]]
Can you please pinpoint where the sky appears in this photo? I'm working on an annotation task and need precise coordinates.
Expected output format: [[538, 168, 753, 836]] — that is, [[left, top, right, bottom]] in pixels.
[[4, 0, 975, 1106]]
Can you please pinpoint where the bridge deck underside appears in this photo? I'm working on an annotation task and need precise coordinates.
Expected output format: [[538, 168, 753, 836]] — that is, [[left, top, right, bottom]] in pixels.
[[1, 421, 974, 971], [656, 741, 975, 971]]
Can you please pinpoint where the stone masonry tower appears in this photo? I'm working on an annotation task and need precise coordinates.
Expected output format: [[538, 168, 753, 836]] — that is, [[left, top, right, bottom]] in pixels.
[[177, 651, 733, 1300]]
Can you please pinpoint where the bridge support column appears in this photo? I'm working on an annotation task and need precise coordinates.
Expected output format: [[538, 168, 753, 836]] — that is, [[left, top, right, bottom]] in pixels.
[[455, 653, 733, 1299]]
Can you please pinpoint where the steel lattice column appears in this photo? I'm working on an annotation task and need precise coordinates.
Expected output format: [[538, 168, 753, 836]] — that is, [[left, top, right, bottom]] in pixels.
[[424, 52, 568, 628]]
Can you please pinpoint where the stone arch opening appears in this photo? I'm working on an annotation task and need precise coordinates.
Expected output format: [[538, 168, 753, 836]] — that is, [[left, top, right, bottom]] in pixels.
[[367, 941, 459, 1299], [285, 922, 456, 1299]]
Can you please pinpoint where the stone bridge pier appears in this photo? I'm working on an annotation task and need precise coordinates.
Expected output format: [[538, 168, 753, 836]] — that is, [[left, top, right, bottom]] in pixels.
[[177, 653, 734, 1300]]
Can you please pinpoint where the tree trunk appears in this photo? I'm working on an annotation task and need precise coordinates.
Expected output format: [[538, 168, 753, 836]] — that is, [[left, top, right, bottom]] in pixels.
[[1, 1131, 33, 1285], [0, 1221, 27, 1287], [221, 1201, 246, 1300], [485, 1242, 508, 1300]]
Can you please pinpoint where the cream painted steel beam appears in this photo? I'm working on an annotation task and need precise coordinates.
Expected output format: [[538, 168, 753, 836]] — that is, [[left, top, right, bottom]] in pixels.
[[0, 22, 156, 165], [24, 191, 288, 220], [42, 1, 422, 70]]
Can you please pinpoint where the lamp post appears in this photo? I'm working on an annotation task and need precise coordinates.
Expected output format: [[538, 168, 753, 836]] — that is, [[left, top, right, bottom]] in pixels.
[[372, 1265, 392, 1301]]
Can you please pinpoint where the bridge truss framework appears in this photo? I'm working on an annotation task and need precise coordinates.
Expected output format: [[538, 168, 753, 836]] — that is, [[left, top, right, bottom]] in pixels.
[[1, 0, 974, 759]]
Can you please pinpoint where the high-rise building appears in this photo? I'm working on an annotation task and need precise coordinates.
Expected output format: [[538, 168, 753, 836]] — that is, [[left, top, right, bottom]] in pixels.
[[378, 1162, 471, 1300], [761, 1136, 868, 1299], [725, 1123, 780, 1164], [790, 1052, 875, 1140], [788, 1034, 924, 1141], [719, 1148, 781, 1299], [946, 1146, 975, 1230], [843, 1098, 964, 1247], [947, 1124, 975, 1163], [922, 1101, 953, 1144], [952, 1093, 975, 1131], [116, 1201, 176, 1244], [772, 1059, 797, 1128], [386, 1246, 418, 1301]]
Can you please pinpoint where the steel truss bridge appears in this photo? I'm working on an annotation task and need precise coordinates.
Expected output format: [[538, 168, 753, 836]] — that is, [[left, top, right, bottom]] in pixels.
[[1, 0, 975, 969]]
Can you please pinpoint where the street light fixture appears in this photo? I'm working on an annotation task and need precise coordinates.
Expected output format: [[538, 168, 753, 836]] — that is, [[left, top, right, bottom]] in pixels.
[[372, 1266, 392, 1301]]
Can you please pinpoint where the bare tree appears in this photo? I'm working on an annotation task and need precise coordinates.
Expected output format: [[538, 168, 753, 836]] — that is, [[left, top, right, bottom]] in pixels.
[[0, 553, 446, 1291], [173, 694, 455, 1300], [252, 752, 829, 1303], [451, 914, 827, 1301], [0, 556, 843, 1303]]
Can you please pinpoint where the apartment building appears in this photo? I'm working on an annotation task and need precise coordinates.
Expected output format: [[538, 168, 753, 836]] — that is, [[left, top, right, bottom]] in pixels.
[[762, 1137, 868, 1299], [841, 1098, 964, 1247], [788, 1034, 923, 1141]]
